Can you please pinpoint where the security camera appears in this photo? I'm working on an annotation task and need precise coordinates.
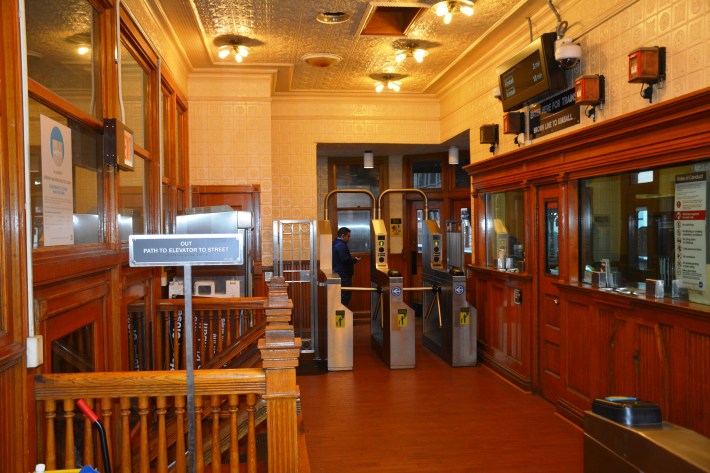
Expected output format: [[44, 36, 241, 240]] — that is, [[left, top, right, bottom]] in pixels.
[[493, 86, 502, 100], [555, 37, 582, 69]]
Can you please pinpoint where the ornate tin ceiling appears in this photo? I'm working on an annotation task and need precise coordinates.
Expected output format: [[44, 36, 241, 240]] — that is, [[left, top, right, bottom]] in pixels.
[[157, 0, 533, 93]]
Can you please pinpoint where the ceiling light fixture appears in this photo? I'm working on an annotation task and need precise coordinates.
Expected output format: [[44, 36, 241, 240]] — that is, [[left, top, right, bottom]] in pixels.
[[448, 146, 459, 165], [370, 73, 406, 93], [302, 53, 342, 68], [364, 150, 374, 169], [66, 32, 92, 57], [316, 11, 352, 24], [394, 42, 429, 64], [218, 42, 251, 63], [432, 0, 475, 24]]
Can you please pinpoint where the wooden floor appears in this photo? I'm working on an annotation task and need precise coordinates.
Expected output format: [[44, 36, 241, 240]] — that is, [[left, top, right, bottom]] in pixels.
[[297, 320, 584, 473]]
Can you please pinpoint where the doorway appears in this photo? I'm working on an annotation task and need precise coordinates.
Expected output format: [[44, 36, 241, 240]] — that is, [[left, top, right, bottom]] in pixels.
[[537, 184, 563, 403]]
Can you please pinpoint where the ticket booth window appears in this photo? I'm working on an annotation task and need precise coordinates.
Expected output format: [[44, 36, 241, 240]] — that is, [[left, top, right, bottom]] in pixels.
[[579, 159, 710, 304], [483, 190, 525, 268]]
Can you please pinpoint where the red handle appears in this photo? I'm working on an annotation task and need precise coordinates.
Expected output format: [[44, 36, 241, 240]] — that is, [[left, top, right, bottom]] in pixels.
[[76, 399, 99, 423]]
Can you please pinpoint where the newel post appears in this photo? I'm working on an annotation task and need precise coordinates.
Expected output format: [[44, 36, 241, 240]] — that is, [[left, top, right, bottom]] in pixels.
[[259, 276, 302, 472]]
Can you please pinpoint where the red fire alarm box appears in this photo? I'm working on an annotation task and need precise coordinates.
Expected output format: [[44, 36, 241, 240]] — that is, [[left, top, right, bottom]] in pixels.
[[574, 75, 604, 106], [503, 112, 524, 134], [628, 47, 665, 83]]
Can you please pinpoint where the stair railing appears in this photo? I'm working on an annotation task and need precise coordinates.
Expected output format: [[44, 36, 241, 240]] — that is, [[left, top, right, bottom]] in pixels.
[[35, 277, 302, 473]]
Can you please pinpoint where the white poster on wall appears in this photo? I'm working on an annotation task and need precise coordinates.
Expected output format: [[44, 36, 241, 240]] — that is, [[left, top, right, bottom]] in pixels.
[[675, 172, 707, 292], [40, 114, 74, 246]]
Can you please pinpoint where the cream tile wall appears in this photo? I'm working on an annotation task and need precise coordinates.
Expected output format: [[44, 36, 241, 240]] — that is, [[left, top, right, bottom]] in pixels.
[[271, 94, 440, 263], [439, 0, 710, 163], [188, 72, 274, 265]]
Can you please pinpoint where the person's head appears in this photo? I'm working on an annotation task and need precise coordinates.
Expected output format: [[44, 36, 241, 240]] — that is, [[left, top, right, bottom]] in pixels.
[[337, 227, 351, 241]]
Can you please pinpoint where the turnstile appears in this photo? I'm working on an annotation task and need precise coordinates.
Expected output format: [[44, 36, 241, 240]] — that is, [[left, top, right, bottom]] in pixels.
[[317, 220, 354, 371], [421, 220, 477, 366], [370, 219, 415, 369]]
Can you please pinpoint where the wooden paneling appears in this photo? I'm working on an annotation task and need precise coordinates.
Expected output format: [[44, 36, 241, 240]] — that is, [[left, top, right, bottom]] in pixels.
[[472, 269, 532, 390], [466, 88, 710, 436], [559, 284, 710, 436], [0, 0, 29, 470]]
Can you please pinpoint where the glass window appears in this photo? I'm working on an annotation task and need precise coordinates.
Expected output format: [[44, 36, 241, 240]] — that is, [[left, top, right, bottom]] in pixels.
[[25, 0, 102, 118], [162, 89, 170, 178], [412, 160, 442, 189], [29, 99, 103, 248], [176, 105, 185, 186], [580, 160, 710, 303], [335, 164, 379, 207], [545, 201, 559, 275], [454, 154, 471, 188], [120, 43, 148, 149], [118, 156, 147, 239], [461, 208, 472, 254], [483, 190, 525, 269], [162, 184, 171, 233]]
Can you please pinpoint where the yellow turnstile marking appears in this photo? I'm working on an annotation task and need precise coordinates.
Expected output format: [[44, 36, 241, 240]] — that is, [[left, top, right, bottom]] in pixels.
[[335, 310, 345, 328], [397, 309, 408, 327], [460, 307, 470, 325]]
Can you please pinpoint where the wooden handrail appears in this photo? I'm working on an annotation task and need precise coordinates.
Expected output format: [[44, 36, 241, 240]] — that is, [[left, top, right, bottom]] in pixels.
[[35, 276, 302, 473], [35, 369, 266, 398]]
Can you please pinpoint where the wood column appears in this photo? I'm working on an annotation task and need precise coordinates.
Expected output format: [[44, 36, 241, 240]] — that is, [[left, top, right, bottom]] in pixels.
[[259, 277, 301, 473]]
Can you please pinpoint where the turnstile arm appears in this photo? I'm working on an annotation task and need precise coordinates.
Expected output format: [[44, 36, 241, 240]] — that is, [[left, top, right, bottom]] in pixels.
[[423, 285, 443, 328]]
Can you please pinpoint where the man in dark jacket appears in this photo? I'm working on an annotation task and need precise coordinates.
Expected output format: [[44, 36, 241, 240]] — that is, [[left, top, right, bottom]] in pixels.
[[332, 227, 360, 307]]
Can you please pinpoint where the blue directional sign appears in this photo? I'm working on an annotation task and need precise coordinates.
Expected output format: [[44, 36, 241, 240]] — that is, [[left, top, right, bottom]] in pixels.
[[391, 286, 402, 297], [455, 284, 465, 295]]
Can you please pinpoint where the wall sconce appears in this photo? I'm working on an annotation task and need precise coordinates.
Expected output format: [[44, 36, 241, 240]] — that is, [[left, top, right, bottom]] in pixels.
[[628, 47, 665, 103], [575, 74, 605, 122], [364, 150, 374, 168], [448, 146, 459, 165], [479, 124, 498, 155]]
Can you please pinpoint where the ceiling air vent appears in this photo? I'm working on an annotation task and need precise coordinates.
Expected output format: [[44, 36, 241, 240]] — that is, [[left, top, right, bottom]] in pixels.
[[359, 6, 426, 36]]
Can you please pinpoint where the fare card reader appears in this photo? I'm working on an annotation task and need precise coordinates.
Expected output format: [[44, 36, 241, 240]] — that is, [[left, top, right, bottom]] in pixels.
[[370, 219, 415, 369], [421, 220, 477, 367]]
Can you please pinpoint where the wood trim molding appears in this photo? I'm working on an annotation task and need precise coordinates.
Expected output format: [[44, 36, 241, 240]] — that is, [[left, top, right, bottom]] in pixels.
[[465, 87, 710, 190]]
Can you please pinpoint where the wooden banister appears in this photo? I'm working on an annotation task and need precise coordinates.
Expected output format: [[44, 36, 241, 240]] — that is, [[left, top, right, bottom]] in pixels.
[[35, 277, 302, 472], [259, 276, 302, 472]]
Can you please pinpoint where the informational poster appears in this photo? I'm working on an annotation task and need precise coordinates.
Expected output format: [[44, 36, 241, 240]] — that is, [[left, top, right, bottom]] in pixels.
[[390, 217, 402, 236], [675, 172, 708, 292], [40, 115, 74, 246]]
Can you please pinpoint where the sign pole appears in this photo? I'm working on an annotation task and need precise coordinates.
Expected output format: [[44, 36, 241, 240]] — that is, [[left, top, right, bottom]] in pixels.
[[128, 233, 244, 473], [184, 264, 197, 473]]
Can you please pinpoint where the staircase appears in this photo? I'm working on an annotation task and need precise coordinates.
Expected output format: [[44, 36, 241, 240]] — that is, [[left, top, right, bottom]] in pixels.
[[34, 277, 305, 473]]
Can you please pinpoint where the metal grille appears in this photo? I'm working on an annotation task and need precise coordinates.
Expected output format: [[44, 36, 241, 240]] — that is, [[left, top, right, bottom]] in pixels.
[[273, 220, 317, 353]]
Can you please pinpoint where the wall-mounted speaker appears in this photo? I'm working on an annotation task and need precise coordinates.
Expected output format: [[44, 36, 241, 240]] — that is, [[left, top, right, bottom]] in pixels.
[[479, 124, 499, 145]]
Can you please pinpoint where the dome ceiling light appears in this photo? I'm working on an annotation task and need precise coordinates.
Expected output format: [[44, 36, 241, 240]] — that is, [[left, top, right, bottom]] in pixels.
[[432, 0, 475, 24], [316, 11, 352, 24], [302, 53, 342, 68]]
